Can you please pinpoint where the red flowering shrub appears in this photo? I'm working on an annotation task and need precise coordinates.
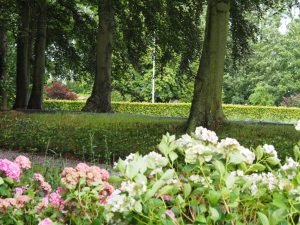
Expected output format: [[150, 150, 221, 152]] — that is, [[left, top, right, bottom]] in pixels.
[[45, 82, 78, 100]]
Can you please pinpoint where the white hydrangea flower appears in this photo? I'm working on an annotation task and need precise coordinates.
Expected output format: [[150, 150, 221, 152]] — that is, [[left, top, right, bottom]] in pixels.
[[218, 138, 240, 151], [295, 121, 300, 131], [263, 144, 278, 159], [120, 181, 147, 196], [189, 175, 206, 184], [184, 144, 214, 164], [150, 167, 163, 176], [176, 134, 193, 148], [106, 189, 136, 213], [282, 157, 299, 179], [124, 153, 136, 165], [195, 127, 218, 144], [144, 152, 168, 169], [239, 146, 256, 164]]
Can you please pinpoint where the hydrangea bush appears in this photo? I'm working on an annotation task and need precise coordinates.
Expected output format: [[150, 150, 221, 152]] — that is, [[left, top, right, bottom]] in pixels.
[[1, 123, 300, 224]]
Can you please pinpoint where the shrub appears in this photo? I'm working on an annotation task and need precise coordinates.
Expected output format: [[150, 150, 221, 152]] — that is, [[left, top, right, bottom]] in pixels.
[[0, 112, 299, 160], [45, 82, 78, 100], [44, 100, 300, 123]]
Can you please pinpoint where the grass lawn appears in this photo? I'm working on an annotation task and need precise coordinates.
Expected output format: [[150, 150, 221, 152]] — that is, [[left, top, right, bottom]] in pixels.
[[0, 111, 299, 161]]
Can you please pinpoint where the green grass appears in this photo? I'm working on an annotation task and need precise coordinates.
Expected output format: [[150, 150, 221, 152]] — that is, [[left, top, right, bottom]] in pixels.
[[0, 111, 299, 161]]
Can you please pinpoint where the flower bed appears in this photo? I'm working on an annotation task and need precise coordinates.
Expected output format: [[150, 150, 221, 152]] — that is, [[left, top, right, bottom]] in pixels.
[[1, 123, 300, 224]]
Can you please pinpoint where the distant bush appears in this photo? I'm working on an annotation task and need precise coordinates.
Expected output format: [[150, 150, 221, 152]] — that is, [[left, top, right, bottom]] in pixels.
[[281, 95, 300, 108], [45, 82, 78, 100]]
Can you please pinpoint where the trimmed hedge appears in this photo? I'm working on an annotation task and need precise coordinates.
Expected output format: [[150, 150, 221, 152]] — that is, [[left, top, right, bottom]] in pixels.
[[0, 112, 299, 161], [44, 100, 300, 123]]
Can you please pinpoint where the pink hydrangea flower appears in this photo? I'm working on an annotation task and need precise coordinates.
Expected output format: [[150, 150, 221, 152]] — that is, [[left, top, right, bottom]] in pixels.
[[14, 155, 31, 170], [15, 187, 24, 196], [0, 159, 21, 181], [162, 195, 172, 201], [38, 218, 53, 225], [162, 209, 176, 220]]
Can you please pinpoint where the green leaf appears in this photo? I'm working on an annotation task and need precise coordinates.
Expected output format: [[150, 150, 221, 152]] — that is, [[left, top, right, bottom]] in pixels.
[[248, 163, 266, 172], [213, 160, 225, 175], [208, 190, 221, 206], [183, 183, 192, 198], [266, 157, 280, 165], [160, 169, 175, 180], [257, 212, 270, 225], [169, 151, 178, 162], [108, 176, 123, 185], [255, 146, 264, 161], [225, 174, 236, 189], [125, 163, 139, 179], [91, 217, 104, 225], [209, 207, 220, 222], [134, 201, 143, 213], [0, 177, 3, 185], [195, 215, 207, 223], [158, 141, 170, 156]]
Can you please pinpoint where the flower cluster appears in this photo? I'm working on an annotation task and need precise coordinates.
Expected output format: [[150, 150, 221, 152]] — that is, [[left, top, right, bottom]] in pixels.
[[61, 163, 110, 187]]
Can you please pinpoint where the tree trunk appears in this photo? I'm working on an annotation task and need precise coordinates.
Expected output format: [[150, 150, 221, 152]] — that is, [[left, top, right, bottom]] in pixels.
[[28, 0, 47, 110], [187, 0, 230, 133], [0, 21, 7, 111], [13, 0, 32, 110], [82, 0, 113, 113]]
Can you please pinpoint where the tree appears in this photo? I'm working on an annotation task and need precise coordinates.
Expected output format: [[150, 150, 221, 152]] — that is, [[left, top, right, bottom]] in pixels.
[[187, 0, 292, 132], [187, 0, 230, 132], [28, 0, 48, 109], [13, 0, 32, 110], [82, 0, 113, 112]]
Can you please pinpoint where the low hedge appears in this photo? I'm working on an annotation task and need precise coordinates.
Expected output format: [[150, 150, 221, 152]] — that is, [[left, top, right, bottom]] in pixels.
[[0, 112, 299, 161], [44, 100, 300, 122]]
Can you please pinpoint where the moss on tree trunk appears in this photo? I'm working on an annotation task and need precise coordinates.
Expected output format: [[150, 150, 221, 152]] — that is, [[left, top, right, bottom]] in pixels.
[[82, 0, 113, 113], [187, 0, 230, 133]]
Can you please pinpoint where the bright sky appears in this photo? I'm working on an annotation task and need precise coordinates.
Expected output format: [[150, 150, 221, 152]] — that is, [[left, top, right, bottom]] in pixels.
[[279, 7, 300, 33]]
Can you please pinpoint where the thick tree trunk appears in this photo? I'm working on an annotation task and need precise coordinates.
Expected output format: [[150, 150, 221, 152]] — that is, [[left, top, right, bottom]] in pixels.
[[28, 0, 47, 110], [82, 0, 113, 113], [0, 21, 7, 111], [13, 0, 31, 110], [187, 0, 230, 133]]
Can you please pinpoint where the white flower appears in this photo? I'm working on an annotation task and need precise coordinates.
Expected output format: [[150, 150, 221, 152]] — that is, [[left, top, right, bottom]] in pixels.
[[281, 157, 299, 179], [295, 121, 300, 131], [239, 146, 256, 164], [189, 175, 206, 184], [106, 189, 136, 213], [195, 127, 218, 144], [144, 152, 168, 169], [263, 144, 278, 158], [120, 181, 147, 196], [177, 134, 193, 147]]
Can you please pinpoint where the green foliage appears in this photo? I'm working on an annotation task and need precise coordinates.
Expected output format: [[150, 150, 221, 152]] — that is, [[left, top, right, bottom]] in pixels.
[[0, 112, 299, 161], [44, 100, 300, 123]]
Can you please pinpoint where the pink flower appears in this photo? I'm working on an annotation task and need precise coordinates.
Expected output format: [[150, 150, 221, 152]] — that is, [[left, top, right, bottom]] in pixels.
[[162, 209, 176, 220], [38, 218, 53, 225], [15, 187, 24, 196], [49, 189, 64, 207], [0, 159, 21, 181], [162, 195, 172, 201], [33, 173, 45, 182], [14, 156, 31, 170]]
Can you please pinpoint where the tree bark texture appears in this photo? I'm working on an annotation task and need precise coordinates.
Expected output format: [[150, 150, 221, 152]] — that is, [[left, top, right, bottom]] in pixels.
[[187, 0, 230, 133], [82, 0, 113, 113], [28, 0, 47, 109], [13, 0, 32, 109], [0, 21, 7, 110]]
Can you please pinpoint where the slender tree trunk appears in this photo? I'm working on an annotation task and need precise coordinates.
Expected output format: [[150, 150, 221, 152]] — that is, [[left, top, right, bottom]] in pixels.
[[28, 0, 47, 109], [82, 0, 113, 113], [0, 21, 7, 111], [187, 0, 230, 133], [13, 0, 31, 110]]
